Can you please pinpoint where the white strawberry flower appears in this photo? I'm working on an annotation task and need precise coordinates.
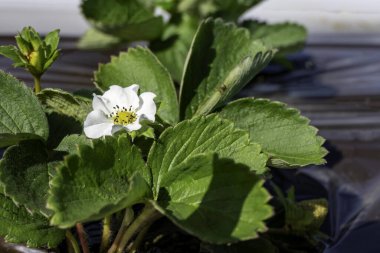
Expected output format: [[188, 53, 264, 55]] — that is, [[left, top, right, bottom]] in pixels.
[[84, 84, 156, 139]]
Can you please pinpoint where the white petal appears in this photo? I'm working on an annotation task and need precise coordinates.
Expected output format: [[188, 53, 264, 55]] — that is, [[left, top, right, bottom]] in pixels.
[[122, 84, 140, 109], [137, 92, 157, 122], [102, 85, 140, 109], [92, 94, 112, 114], [124, 84, 139, 93], [123, 121, 142, 132], [111, 125, 123, 134], [84, 110, 113, 138], [154, 7, 171, 23]]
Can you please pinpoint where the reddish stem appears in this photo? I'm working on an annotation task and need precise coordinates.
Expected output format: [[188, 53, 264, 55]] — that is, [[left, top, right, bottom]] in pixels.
[[76, 223, 90, 253]]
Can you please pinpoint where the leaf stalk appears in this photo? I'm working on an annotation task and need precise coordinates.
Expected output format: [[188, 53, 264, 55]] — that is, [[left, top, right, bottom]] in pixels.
[[76, 223, 91, 253], [108, 203, 161, 253], [99, 215, 112, 253], [66, 230, 81, 253]]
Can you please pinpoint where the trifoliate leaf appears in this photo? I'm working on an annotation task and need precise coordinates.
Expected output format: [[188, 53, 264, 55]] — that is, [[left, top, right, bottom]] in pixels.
[[219, 98, 328, 168], [37, 88, 92, 122], [78, 28, 122, 50], [0, 194, 65, 248], [48, 135, 151, 228], [95, 47, 179, 125], [180, 18, 273, 119], [243, 21, 307, 54], [0, 71, 49, 148], [148, 114, 267, 197], [151, 14, 198, 82], [152, 153, 272, 244], [81, 0, 163, 41], [0, 140, 50, 216]]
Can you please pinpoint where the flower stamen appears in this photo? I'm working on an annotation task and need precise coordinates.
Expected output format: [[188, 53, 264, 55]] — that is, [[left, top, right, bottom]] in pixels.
[[109, 106, 137, 126]]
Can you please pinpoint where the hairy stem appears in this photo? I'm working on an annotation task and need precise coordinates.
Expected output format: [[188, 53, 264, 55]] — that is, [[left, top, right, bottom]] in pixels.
[[108, 204, 162, 253], [66, 230, 81, 253], [99, 215, 112, 253], [33, 76, 41, 93], [76, 223, 90, 253]]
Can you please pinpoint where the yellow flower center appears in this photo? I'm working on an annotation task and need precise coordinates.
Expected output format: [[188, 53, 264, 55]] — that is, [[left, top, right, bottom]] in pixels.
[[109, 106, 137, 125]]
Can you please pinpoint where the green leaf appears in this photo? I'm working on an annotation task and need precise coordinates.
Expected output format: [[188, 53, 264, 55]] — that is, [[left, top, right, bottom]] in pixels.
[[212, 0, 263, 20], [38, 89, 91, 148], [178, 0, 263, 21], [0, 194, 65, 248], [10, 27, 61, 77], [15, 35, 32, 56], [46, 112, 83, 150], [0, 140, 50, 216], [44, 29, 60, 53], [243, 21, 307, 54], [219, 98, 328, 168], [0, 45, 24, 65], [148, 114, 267, 197], [0, 71, 49, 148], [95, 47, 179, 125], [43, 49, 60, 70], [81, 0, 164, 41], [151, 14, 198, 82], [78, 28, 122, 50], [202, 238, 278, 253], [179, 18, 273, 119], [55, 134, 92, 153], [152, 153, 272, 244], [38, 88, 92, 122], [48, 135, 151, 228]]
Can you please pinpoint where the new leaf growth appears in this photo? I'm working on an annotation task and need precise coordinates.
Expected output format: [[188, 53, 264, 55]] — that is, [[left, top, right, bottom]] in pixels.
[[0, 27, 60, 92]]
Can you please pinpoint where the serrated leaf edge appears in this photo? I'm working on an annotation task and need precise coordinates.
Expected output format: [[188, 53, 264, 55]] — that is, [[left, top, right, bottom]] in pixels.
[[223, 97, 328, 168]]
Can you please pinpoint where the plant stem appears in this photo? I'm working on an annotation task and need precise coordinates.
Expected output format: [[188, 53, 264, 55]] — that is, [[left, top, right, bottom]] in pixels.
[[66, 230, 81, 253], [108, 204, 162, 253], [108, 208, 134, 253], [76, 223, 90, 253], [129, 225, 150, 253], [99, 215, 112, 253], [33, 76, 41, 93]]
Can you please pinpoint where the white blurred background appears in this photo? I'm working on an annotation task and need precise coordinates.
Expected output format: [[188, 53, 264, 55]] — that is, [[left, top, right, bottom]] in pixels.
[[0, 0, 379, 39]]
